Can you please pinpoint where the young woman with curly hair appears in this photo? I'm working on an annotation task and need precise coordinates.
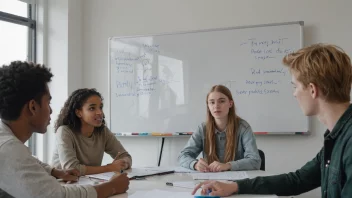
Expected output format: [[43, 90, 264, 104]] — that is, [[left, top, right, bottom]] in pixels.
[[51, 88, 132, 176]]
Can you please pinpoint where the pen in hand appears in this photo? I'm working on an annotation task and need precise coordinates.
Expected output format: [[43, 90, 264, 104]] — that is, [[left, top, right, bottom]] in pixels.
[[207, 189, 212, 195]]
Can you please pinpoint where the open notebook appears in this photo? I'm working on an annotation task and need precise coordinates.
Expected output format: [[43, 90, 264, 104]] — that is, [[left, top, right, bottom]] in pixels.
[[87, 167, 174, 180]]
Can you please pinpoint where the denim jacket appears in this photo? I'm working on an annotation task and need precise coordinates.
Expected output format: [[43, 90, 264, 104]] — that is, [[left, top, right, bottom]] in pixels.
[[237, 104, 352, 198], [178, 119, 261, 171]]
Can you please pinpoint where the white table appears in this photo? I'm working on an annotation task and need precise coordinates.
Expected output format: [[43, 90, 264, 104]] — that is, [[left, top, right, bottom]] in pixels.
[[95, 171, 278, 198]]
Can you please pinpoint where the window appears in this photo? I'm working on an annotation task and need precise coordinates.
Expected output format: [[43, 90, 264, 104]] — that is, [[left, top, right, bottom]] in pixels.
[[0, 0, 36, 154], [0, 0, 28, 17]]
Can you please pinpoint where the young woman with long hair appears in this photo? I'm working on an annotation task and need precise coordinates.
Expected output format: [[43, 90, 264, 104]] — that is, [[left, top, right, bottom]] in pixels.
[[178, 85, 260, 172]]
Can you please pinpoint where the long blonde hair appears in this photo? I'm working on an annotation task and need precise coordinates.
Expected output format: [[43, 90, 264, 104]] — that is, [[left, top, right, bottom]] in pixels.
[[205, 85, 240, 164]]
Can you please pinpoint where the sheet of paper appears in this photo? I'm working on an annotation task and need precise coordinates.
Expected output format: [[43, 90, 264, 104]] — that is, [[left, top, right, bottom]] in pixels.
[[87, 172, 115, 181], [191, 171, 248, 180], [87, 167, 174, 180], [166, 181, 199, 189], [127, 167, 174, 178], [173, 166, 199, 173], [129, 189, 195, 198], [141, 166, 199, 173]]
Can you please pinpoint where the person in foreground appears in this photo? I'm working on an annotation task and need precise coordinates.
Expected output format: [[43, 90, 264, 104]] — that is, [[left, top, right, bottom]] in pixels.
[[178, 85, 261, 172], [0, 61, 129, 198], [192, 44, 352, 197], [52, 88, 132, 176]]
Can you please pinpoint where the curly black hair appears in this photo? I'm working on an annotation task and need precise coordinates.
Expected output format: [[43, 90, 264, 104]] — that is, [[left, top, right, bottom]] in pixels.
[[55, 88, 106, 132], [0, 61, 53, 121]]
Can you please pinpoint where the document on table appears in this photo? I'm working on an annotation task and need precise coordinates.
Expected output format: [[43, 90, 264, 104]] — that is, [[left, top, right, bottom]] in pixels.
[[127, 167, 174, 179], [129, 189, 195, 198], [173, 166, 199, 173], [86, 172, 114, 181], [191, 171, 249, 180], [87, 167, 174, 180], [166, 181, 199, 189], [129, 190, 278, 198]]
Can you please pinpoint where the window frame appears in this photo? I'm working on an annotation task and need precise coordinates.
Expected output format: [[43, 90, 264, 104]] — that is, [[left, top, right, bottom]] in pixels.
[[0, 3, 37, 154]]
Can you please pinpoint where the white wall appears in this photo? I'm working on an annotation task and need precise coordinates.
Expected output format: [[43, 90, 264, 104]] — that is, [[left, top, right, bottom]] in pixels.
[[43, 0, 69, 163], [67, 0, 83, 94], [40, 1, 352, 198], [35, 0, 83, 162]]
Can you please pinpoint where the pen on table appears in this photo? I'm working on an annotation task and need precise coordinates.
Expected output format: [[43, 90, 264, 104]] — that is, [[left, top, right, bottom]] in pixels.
[[166, 181, 199, 189], [87, 176, 107, 185], [166, 182, 190, 187]]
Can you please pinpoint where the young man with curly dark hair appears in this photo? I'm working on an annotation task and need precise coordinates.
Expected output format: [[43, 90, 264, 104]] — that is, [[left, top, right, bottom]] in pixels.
[[0, 61, 129, 198]]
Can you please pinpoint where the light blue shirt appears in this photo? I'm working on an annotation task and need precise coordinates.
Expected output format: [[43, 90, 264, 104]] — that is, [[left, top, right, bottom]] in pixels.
[[178, 119, 261, 171]]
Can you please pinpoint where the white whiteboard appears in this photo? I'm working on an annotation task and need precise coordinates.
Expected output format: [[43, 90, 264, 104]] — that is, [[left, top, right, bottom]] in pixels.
[[109, 21, 308, 134]]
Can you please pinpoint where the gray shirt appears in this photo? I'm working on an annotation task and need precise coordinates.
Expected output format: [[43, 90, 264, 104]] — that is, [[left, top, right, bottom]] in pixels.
[[178, 119, 261, 171], [52, 126, 132, 176], [0, 122, 97, 198]]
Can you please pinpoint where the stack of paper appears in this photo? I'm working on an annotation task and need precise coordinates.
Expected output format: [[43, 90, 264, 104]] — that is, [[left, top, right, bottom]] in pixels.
[[191, 171, 248, 180]]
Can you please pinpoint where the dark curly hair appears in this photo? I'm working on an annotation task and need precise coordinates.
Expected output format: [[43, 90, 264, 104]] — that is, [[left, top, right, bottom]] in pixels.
[[55, 88, 106, 132], [0, 61, 53, 121]]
